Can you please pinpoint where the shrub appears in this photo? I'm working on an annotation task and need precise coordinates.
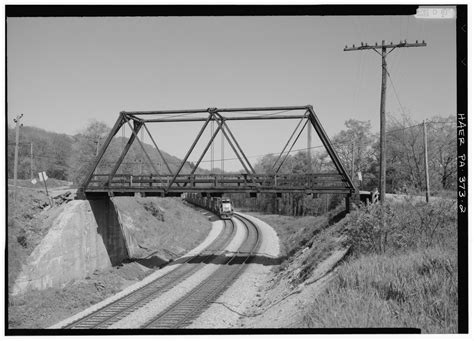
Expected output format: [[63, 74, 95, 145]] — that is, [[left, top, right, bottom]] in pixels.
[[344, 199, 456, 256], [141, 201, 164, 221]]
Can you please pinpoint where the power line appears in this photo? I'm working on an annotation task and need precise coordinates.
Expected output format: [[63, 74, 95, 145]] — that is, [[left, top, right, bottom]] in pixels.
[[386, 119, 455, 135], [386, 69, 406, 117], [386, 123, 422, 134], [194, 138, 356, 164], [427, 120, 456, 125], [192, 119, 452, 165]]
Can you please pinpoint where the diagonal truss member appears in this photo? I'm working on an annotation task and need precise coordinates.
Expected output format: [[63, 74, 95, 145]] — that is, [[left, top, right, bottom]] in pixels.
[[80, 105, 355, 195]]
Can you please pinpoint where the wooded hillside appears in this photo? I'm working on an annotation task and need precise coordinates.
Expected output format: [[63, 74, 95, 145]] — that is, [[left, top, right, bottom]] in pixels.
[[7, 120, 197, 185]]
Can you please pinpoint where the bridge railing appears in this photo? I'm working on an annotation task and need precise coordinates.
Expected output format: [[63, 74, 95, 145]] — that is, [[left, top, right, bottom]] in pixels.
[[86, 173, 351, 192]]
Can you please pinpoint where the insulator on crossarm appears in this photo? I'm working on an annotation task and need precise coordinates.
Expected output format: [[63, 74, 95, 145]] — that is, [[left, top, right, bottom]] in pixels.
[[345, 45, 348, 49], [353, 44, 355, 48], [416, 40, 418, 43], [422, 40, 425, 44], [361, 42, 363, 46], [375, 42, 378, 46], [404, 40, 407, 43]]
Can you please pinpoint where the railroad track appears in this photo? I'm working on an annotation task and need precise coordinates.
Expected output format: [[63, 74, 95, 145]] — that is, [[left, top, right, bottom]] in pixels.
[[142, 213, 261, 329], [63, 219, 237, 329]]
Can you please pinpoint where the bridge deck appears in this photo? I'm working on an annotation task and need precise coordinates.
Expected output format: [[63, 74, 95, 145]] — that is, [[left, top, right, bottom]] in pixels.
[[82, 173, 353, 197]]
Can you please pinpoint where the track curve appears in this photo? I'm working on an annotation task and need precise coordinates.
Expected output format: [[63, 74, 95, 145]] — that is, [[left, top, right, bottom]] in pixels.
[[63, 219, 236, 329], [142, 213, 262, 329]]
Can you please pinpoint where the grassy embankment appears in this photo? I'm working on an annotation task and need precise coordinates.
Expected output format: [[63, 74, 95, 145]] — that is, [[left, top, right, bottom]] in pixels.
[[252, 198, 457, 333], [8, 190, 211, 329]]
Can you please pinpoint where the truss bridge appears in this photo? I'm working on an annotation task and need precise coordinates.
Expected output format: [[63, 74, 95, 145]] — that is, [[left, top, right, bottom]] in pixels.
[[78, 105, 355, 199]]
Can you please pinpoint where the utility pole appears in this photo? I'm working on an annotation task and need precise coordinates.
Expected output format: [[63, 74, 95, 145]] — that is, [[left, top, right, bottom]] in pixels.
[[307, 121, 312, 172], [344, 40, 426, 203], [423, 120, 430, 202], [210, 121, 215, 172], [221, 132, 224, 174], [351, 141, 355, 182], [30, 142, 34, 180], [12, 114, 23, 203]]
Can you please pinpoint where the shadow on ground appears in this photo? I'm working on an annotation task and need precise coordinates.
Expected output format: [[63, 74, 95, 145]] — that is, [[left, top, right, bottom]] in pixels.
[[169, 252, 285, 267], [126, 252, 285, 270]]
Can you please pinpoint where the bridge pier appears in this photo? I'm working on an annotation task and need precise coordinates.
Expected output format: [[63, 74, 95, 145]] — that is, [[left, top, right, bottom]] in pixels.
[[345, 195, 352, 213]]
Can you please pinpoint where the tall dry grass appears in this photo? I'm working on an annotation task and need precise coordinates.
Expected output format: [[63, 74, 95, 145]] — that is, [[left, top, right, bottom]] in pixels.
[[304, 198, 458, 333]]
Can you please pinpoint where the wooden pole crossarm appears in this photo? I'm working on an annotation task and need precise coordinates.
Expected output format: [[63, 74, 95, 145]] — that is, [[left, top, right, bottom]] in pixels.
[[166, 113, 213, 192], [343, 41, 426, 52], [142, 123, 173, 175], [124, 119, 164, 186]]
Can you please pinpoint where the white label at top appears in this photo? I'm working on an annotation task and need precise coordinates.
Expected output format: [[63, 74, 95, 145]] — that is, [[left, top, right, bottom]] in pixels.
[[415, 7, 456, 19]]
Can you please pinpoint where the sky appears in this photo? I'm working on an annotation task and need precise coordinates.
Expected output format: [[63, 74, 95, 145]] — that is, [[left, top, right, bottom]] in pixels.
[[7, 13, 457, 171]]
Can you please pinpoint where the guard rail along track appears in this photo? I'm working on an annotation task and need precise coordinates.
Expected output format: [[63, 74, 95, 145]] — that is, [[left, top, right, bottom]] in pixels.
[[142, 213, 261, 329], [63, 219, 237, 329]]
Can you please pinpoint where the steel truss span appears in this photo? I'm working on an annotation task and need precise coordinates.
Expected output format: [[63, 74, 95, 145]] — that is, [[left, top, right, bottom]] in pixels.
[[78, 105, 355, 198]]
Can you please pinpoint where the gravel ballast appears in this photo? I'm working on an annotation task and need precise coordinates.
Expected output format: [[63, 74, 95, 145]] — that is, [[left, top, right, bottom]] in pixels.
[[110, 217, 248, 328], [187, 212, 281, 328]]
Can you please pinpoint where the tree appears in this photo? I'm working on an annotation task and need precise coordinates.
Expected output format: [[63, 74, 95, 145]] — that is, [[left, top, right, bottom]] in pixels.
[[330, 119, 377, 190], [85, 120, 110, 156], [7, 125, 72, 181], [68, 120, 110, 185], [427, 116, 456, 190], [383, 114, 456, 193]]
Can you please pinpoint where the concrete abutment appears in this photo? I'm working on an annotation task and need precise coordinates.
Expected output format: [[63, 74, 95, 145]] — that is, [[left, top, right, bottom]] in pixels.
[[12, 197, 136, 295]]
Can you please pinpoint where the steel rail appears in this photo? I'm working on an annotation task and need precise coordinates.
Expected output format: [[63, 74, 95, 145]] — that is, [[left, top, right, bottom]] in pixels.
[[142, 213, 261, 329], [63, 220, 237, 329]]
